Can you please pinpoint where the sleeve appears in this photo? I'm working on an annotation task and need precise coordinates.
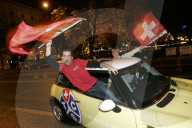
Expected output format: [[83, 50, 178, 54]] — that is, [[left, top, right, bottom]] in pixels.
[[45, 55, 59, 70], [76, 59, 88, 67], [86, 60, 101, 68]]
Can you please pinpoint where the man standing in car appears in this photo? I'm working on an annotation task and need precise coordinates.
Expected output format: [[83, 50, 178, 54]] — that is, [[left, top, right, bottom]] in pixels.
[[45, 41, 120, 102]]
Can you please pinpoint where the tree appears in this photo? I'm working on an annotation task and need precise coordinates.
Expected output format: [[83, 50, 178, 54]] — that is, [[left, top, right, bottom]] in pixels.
[[51, 6, 68, 21], [51, 0, 165, 58]]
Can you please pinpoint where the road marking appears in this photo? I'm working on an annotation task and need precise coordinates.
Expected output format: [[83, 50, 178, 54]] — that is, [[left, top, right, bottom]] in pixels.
[[34, 74, 38, 79], [43, 74, 47, 78], [11, 107, 53, 117]]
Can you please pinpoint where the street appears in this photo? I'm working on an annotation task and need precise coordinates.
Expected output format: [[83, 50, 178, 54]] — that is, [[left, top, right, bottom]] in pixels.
[[0, 68, 82, 128], [0, 56, 192, 128], [151, 56, 192, 79]]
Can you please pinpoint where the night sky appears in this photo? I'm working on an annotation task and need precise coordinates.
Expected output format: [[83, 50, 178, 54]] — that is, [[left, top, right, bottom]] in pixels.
[[13, 0, 192, 36], [160, 0, 192, 36]]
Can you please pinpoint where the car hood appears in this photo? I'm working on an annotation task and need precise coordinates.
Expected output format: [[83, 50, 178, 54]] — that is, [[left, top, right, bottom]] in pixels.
[[156, 77, 192, 127], [169, 77, 192, 115]]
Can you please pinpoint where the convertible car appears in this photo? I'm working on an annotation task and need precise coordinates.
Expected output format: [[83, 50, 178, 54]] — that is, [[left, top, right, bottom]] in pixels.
[[49, 57, 192, 128]]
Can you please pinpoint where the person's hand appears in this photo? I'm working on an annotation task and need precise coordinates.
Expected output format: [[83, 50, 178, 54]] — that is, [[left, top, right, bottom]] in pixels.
[[46, 40, 52, 47], [45, 40, 52, 56], [107, 82, 112, 88], [108, 66, 118, 75], [100, 62, 118, 75]]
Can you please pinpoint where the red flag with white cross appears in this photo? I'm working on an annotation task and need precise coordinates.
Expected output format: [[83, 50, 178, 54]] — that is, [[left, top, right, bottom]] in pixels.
[[63, 89, 70, 102], [133, 12, 167, 46], [8, 17, 85, 55]]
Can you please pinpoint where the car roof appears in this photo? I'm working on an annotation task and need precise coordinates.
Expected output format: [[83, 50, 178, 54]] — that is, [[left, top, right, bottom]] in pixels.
[[86, 57, 142, 71]]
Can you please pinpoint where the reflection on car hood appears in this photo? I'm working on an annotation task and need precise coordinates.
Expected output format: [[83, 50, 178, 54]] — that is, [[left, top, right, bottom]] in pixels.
[[103, 57, 141, 70], [156, 77, 192, 127], [171, 78, 192, 117]]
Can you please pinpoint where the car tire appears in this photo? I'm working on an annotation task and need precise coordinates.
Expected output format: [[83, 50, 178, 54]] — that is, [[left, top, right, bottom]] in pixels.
[[51, 100, 68, 123]]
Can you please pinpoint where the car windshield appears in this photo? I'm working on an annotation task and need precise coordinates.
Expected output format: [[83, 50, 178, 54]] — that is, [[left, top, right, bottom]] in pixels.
[[119, 61, 170, 109]]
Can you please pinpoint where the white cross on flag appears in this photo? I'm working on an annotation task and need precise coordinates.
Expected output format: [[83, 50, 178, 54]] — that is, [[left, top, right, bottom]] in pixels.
[[63, 89, 70, 102], [133, 12, 167, 46]]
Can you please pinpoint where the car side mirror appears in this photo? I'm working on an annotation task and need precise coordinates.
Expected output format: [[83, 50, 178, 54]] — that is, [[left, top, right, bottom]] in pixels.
[[99, 99, 115, 112]]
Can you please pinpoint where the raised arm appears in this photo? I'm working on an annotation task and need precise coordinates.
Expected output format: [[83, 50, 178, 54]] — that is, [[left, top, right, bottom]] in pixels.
[[45, 40, 59, 70], [46, 40, 52, 56]]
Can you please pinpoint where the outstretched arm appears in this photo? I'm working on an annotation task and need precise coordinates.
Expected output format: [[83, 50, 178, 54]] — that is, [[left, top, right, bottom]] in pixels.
[[100, 62, 118, 75]]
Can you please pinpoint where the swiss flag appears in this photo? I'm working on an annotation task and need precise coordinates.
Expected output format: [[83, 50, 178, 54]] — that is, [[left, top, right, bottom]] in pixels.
[[133, 12, 167, 46], [63, 89, 70, 102], [8, 17, 82, 54]]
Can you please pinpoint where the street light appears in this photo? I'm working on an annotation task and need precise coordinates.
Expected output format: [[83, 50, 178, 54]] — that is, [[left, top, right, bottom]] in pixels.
[[42, 1, 49, 8]]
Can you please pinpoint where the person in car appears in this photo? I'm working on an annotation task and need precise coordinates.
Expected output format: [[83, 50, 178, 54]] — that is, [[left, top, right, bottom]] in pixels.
[[107, 48, 121, 88], [111, 48, 120, 59], [45, 41, 120, 102], [107, 48, 136, 87]]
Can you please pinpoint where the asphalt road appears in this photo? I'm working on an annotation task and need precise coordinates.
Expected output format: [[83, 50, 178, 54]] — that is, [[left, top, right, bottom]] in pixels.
[[151, 56, 192, 79], [0, 68, 83, 128], [0, 56, 192, 128]]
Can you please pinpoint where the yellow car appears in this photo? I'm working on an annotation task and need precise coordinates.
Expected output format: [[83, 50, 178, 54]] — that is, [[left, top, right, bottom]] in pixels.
[[50, 57, 192, 128]]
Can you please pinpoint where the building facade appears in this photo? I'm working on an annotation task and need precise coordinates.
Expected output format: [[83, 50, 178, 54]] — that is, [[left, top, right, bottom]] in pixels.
[[0, 0, 48, 70]]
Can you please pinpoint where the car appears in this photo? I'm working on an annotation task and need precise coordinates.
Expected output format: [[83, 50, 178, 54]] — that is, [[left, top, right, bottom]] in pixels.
[[49, 57, 192, 128], [39, 60, 49, 69], [54, 57, 64, 64], [21, 60, 49, 70], [16, 62, 30, 70]]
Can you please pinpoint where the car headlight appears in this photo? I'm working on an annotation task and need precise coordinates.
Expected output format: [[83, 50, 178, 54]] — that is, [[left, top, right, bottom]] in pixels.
[[140, 123, 154, 128]]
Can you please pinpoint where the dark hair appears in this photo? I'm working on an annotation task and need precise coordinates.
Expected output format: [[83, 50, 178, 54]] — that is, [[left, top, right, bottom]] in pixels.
[[111, 48, 119, 52], [62, 49, 73, 55]]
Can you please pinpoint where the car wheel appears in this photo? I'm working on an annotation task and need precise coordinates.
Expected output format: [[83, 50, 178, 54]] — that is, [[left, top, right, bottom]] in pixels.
[[52, 101, 68, 123]]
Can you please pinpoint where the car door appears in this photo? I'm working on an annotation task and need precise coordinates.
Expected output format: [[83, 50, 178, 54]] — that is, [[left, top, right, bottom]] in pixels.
[[56, 71, 136, 128], [70, 71, 137, 128]]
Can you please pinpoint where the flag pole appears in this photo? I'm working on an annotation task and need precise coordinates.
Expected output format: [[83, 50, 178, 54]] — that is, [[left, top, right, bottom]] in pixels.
[[122, 30, 167, 57]]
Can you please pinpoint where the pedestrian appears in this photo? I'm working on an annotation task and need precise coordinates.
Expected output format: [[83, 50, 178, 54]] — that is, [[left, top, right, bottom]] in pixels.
[[45, 41, 120, 102]]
